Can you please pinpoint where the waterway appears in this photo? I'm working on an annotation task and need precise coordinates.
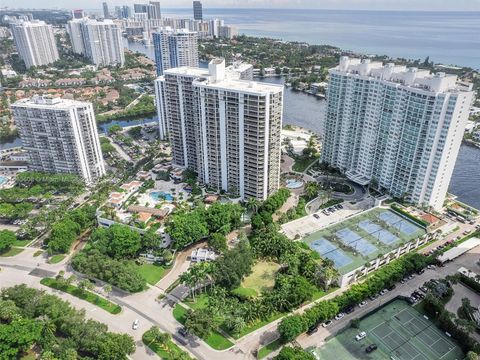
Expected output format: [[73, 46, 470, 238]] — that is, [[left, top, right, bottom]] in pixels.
[[2, 39, 479, 209]]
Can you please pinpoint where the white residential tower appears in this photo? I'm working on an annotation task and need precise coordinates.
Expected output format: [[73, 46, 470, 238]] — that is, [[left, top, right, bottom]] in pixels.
[[11, 96, 106, 184], [321, 57, 474, 210]]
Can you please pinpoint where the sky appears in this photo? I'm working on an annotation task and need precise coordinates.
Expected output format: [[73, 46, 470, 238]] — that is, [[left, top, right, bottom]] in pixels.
[[2, 0, 480, 11]]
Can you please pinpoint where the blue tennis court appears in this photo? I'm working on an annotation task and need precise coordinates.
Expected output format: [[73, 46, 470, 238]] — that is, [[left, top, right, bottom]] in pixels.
[[378, 211, 420, 236], [358, 220, 399, 245], [310, 238, 353, 268], [336, 228, 377, 255]]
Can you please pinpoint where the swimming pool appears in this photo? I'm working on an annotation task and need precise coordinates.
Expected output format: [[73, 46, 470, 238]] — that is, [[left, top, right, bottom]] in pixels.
[[286, 179, 303, 189], [0, 176, 7, 185], [150, 191, 174, 202]]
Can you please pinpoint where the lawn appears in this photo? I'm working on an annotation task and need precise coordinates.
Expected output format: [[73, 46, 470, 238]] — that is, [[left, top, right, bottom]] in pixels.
[[40, 278, 121, 314], [137, 263, 167, 285], [0, 247, 24, 257], [142, 331, 192, 359], [173, 304, 233, 350], [33, 250, 44, 257], [48, 254, 66, 264], [257, 338, 282, 359], [236, 261, 280, 297], [13, 239, 31, 247], [292, 156, 318, 172]]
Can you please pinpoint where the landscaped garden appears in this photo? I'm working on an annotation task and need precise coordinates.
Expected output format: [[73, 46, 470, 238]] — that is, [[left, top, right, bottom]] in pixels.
[[143, 326, 193, 359], [40, 276, 121, 314], [1, 284, 134, 359], [169, 189, 340, 351]]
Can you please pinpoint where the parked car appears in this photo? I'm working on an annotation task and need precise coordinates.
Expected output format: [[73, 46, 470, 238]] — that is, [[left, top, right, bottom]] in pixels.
[[355, 331, 367, 341], [344, 305, 355, 314], [427, 265, 436, 270], [307, 324, 319, 335], [178, 328, 189, 337], [369, 294, 379, 301], [417, 269, 425, 275], [388, 284, 396, 291], [313, 214, 320, 219], [419, 286, 428, 293], [401, 278, 408, 283], [132, 319, 139, 330], [359, 301, 367, 308], [322, 320, 333, 328], [408, 274, 415, 280], [379, 289, 388, 296], [366, 344, 378, 353], [335, 313, 345, 320]]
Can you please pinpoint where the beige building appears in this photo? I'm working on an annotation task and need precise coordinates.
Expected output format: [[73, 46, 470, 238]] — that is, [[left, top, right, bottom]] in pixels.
[[154, 59, 283, 200]]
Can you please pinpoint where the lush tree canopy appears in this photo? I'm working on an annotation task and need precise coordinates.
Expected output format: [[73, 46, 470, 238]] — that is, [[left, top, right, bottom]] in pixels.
[[0, 285, 135, 359], [0, 229, 16, 253]]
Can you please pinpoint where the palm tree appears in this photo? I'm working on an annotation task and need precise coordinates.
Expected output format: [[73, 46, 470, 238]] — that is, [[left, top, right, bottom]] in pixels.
[[305, 181, 319, 200], [103, 284, 112, 298], [246, 197, 261, 214]]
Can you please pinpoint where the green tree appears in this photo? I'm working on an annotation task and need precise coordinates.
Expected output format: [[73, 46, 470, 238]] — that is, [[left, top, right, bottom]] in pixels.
[[213, 239, 253, 289], [184, 309, 218, 339], [166, 210, 209, 249], [108, 124, 123, 134], [278, 315, 306, 342], [0, 230, 16, 253], [274, 346, 316, 360], [208, 232, 227, 253], [0, 318, 42, 359]]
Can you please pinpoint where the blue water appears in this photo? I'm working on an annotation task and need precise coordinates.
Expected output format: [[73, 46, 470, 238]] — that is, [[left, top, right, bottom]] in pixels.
[[150, 191, 174, 202], [161, 8, 480, 68], [97, 115, 158, 134]]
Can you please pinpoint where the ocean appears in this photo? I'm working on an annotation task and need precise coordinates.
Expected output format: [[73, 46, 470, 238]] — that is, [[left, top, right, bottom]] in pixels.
[[161, 8, 480, 69]]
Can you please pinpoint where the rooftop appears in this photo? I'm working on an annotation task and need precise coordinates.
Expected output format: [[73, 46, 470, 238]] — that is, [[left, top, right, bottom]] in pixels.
[[332, 56, 473, 93], [12, 96, 90, 110]]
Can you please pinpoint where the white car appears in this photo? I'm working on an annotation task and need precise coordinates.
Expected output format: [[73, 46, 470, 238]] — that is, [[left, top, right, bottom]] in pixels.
[[355, 331, 367, 341], [322, 320, 333, 327], [335, 313, 345, 320], [132, 319, 139, 330], [379, 289, 388, 295], [359, 301, 367, 308]]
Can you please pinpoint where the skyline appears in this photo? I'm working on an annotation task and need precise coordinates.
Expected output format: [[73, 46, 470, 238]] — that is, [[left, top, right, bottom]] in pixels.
[[2, 0, 480, 11]]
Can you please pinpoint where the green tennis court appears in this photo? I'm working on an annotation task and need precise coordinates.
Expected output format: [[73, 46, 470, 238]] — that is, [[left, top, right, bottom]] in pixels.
[[314, 299, 464, 360]]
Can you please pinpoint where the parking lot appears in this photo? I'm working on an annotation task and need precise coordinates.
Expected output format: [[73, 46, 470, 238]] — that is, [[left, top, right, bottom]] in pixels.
[[281, 201, 364, 239]]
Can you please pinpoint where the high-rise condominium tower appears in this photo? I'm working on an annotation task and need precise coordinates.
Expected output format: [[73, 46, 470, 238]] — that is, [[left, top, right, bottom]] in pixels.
[[102, 2, 110, 18], [193, 1, 203, 20], [10, 20, 59, 68], [321, 57, 474, 210], [152, 27, 198, 76], [11, 96, 106, 184], [154, 59, 283, 200], [67, 18, 124, 67]]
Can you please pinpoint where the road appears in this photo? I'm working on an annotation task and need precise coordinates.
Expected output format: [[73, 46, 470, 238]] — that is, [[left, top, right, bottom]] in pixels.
[[2, 218, 479, 360], [296, 244, 480, 353]]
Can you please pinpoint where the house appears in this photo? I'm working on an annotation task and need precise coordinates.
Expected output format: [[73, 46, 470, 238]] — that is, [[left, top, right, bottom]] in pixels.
[[190, 248, 217, 263], [120, 180, 143, 192]]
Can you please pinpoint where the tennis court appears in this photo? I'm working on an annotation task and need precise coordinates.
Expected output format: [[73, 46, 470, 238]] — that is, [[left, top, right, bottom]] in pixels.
[[336, 228, 377, 255], [310, 238, 353, 268], [378, 211, 419, 236], [358, 220, 399, 245], [315, 300, 464, 360], [302, 207, 426, 274]]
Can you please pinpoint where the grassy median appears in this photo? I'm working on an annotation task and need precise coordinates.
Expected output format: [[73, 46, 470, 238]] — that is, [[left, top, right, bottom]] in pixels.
[[40, 277, 121, 314]]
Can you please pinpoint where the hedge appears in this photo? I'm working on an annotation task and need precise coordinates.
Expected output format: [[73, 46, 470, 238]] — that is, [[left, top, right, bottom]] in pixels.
[[278, 253, 430, 342], [390, 205, 429, 228]]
